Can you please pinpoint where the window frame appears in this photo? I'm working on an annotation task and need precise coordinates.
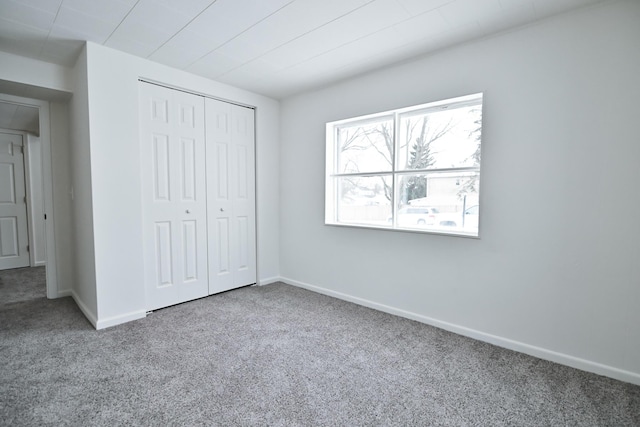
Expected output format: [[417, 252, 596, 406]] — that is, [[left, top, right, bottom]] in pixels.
[[325, 93, 483, 238]]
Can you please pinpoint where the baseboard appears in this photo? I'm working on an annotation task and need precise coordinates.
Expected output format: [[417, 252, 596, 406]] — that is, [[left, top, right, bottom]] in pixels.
[[258, 276, 281, 286], [70, 290, 98, 329], [95, 309, 147, 330], [280, 276, 640, 386]]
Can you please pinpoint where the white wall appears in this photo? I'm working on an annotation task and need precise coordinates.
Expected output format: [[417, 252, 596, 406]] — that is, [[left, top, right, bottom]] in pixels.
[[68, 47, 98, 321], [279, 0, 640, 384], [82, 43, 280, 328]]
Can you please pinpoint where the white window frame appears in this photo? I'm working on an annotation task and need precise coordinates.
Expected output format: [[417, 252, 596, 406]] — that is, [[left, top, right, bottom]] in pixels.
[[325, 93, 483, 237]]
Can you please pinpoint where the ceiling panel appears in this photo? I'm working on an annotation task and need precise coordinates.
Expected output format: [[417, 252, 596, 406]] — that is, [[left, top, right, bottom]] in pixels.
[[107, 19, 172, 53], [393, 9, 450, 41], [0, 16, 49, 39], [151, 0, 217, 18], [215, 0, 378, 61], [258, 0, 412, 71], [437, 0, 503, 26], [61, 0, 132, 25], [0, 0, 612, 99], [104, 32, 158, 58], [0, 101, 39, 134], [149, 30, 219, 68], [14, 0, 63, 15], [123, 0, 195, 37], [187, 50, 245, 79], [0, 0, 57, 30], [396, 0, 454, 15]]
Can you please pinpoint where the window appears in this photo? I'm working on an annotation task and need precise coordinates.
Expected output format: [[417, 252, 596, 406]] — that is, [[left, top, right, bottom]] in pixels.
[[325, 93, 483, 237]]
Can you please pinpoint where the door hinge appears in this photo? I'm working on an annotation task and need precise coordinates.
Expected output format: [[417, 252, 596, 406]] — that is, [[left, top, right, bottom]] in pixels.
[[44, 214, 47, 220], [26, 244, 29, 252]]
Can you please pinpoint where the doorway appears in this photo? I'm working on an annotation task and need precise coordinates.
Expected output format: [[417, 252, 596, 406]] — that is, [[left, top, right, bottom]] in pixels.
[[0, 93, 59, 299]]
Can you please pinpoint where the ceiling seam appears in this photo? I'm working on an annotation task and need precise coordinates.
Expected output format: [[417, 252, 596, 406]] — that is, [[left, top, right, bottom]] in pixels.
[[264, 1, 457, 77], [36, 0, 64, 59], [185, 0, 298, 70], [103, 0, 142, 46], [146, 0, 220, 58], [215, 0, 379, 79]]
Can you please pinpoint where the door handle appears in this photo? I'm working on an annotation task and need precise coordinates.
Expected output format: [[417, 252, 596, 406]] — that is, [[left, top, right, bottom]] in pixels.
[[186, 209, 191, 214], [220, 208, 224, 212]]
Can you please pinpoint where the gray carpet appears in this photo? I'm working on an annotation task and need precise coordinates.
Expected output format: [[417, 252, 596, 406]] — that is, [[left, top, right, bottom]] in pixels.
[[1, 268, 639, 426]]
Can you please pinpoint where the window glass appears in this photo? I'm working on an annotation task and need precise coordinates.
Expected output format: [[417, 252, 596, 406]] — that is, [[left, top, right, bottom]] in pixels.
[[336, 175, 392, 227], [397, 105, 481, 171], [337, 118, 393, 174], [326, 93, 483, 237]]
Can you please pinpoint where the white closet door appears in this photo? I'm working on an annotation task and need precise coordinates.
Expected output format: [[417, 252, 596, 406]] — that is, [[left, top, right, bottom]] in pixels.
[[206, 98, 256, 294], [140, 83, 208, 311], [0, 132, 30, 270]]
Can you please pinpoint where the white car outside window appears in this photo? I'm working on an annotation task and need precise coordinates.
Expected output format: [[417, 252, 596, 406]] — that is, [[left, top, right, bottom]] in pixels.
[[395, 207, 440, 227]]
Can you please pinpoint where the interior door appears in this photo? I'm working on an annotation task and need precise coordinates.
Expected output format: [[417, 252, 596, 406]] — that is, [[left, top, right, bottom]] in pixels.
[[205, 98, 257, 294], [140, 83, 208, 311], [0, 132, 30, 270]]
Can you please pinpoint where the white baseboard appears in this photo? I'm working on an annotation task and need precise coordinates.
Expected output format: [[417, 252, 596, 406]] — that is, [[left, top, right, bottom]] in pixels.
[[258, 276, 281, 286], [70, 290, 146, 330], [95, 309, 146, 330], [71, 290, 98, 329], [280, 276, 640, 386]]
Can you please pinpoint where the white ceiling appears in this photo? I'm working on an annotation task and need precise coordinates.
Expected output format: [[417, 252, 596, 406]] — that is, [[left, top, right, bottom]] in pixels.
[[0, 0, 609, 99], [0, 100, 39, 134]]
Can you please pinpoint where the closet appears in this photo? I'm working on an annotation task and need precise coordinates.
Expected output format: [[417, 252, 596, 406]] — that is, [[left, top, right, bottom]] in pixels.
[[139, 82, 256, 311]]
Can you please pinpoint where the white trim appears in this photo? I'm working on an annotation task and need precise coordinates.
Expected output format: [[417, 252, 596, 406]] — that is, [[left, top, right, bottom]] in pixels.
[[73, 290, 147, 330], [280, 276, 640, 386], [71, 290, 97, 329], [23, 133, 47, 267], [0, 93, 59, 299], [258, 276, 281, 286], [22, 131, 35, 267], [96, 310, 147, 330]]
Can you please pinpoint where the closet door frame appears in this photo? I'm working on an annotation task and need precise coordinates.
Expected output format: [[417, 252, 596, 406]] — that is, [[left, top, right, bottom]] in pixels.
[[139, 80, 258, 308]]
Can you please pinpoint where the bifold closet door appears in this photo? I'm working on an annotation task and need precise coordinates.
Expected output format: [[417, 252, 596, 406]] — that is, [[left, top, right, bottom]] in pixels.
[[205, 98, 257, 294], [140, 82, 208, 311]]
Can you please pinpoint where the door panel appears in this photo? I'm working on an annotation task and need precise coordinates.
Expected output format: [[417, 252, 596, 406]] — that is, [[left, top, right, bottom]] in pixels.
[[0, 132, 29, 270], [155, 221, 173, 287], [181, 138, 196, 200], [206, 99, 256, 294], [140, 83, 208, 310], [153, 134, 170, 201]]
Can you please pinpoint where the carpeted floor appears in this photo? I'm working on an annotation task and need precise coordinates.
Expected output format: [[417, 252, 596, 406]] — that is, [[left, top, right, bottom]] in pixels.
[[1, 267, 639, 426]]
